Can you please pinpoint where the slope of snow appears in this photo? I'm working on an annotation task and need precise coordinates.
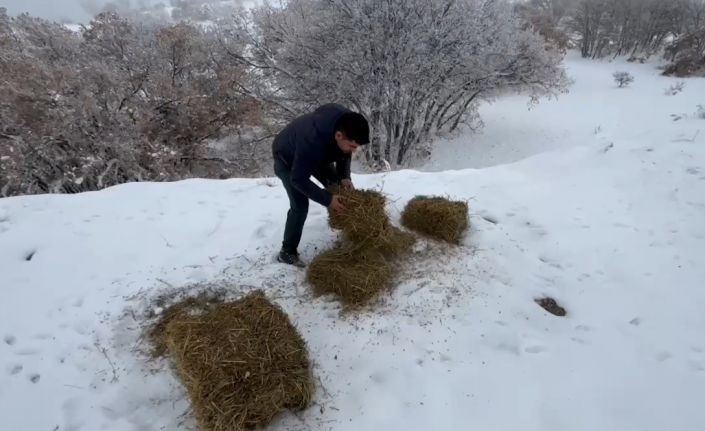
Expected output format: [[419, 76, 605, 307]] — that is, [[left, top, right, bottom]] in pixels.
[[423, 52, 705, 170], [1, 56, 705, 431]]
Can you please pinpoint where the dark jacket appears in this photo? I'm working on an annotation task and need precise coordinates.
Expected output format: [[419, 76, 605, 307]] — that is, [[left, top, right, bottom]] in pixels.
[[272, 103, 352, 207]]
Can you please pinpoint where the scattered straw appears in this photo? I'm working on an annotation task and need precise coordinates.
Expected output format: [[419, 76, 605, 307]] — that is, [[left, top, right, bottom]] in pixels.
[[401, 196, 468, 243], [156, 291, 312, 431], [307, 245, 393, 306]]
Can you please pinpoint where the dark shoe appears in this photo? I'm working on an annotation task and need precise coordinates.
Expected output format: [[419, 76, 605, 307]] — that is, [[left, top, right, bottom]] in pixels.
[[277, 250, 306, 268]]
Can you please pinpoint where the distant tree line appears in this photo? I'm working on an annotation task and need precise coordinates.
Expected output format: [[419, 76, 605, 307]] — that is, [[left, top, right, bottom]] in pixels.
[[520, 0, 705, 75]]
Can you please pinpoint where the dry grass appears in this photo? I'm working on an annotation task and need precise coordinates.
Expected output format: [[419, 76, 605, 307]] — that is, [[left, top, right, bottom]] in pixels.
[[147, 290, 225, 359], [372, 225, 416, 256], [327, 187, 415, 255], [307, 244, 393, 307], [328, 187, 388, 243], [401, 196, 469, 243], [306, 187, 417, 307], [153, 291, 313, 431]]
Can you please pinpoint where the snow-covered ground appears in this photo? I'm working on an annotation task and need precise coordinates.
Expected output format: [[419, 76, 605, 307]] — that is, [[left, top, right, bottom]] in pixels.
[[424, 52, 704, 170], [1, 55, 705, 431]]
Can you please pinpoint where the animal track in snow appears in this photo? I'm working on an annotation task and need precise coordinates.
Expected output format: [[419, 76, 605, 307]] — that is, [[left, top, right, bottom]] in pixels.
[[4, 335, 17, 345]]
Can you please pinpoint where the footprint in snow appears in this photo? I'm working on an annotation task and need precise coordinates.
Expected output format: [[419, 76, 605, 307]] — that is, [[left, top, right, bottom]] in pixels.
[[29, 373, 41, 383], [252, 220, 274, 240], [655, 351, 672, 362], [4, 335, 17, 346], [7, 364, 23, 375], [524, 345, 545, 354], [524, 221, 549, 238], [538, 256, 563, 270], [688, 360, 705, 372]]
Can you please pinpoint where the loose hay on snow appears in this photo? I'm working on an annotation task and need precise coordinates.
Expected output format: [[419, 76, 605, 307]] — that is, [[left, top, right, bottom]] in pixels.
[[156, 291, 313, 431], [401, 196, 469, 243], [306, 245, 393, 307]]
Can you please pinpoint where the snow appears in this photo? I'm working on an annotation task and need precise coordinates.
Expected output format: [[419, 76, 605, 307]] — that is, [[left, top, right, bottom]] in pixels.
[[63, 24, 83, 33], [1, 55, 705, 431], [424, 52, 705, 170]]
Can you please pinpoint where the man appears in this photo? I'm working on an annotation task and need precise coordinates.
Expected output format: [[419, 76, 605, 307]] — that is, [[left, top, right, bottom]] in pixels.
[[272, 103, 370, 267]]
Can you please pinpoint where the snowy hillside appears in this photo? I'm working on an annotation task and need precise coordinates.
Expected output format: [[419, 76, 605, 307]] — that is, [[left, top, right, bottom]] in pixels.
[[1, 56, 705, 431], [424, 52, 705, 170]]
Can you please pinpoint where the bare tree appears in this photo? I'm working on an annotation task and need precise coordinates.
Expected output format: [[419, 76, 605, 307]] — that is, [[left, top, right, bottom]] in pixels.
[[233, 0, 568, 168], [0, 9, 260, 197], [664, 25, 705, 77], [566, 0, 703, 59]]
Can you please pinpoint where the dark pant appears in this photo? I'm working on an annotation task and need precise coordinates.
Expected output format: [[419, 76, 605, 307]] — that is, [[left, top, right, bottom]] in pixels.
[[274, 156, 337, 254]]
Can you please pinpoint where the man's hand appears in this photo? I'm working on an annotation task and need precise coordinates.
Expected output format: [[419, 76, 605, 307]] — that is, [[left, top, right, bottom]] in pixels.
[[340, 179, 354, 190], [329, 195, 346, 214]]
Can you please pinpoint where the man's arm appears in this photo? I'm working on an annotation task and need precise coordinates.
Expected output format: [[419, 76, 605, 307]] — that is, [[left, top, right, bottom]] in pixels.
[[336, 154, 352, 181], [290, 142, 333, 207]]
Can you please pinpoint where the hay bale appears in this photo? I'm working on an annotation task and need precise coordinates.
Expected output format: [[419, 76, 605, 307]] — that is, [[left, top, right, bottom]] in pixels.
[[162, 291, 312, 431], [327, 186, 416, 253], [315, 187, 416, 307], [148, 291, 226, 359], [372, 225, 416, 256], [401, 196, 468, 243], [327, 187, 388, 242], [307, 244, 393, 306]]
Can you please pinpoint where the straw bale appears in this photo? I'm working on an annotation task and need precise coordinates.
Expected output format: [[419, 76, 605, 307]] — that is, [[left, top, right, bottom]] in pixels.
[[401, 196, 468, 243], [159, 291, 312, 431]]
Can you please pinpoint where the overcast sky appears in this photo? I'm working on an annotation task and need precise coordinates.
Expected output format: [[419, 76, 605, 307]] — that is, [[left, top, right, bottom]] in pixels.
[[1, 0, 160, 23], [2, 0, 255, 23]]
